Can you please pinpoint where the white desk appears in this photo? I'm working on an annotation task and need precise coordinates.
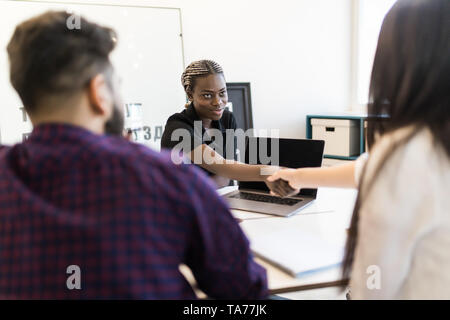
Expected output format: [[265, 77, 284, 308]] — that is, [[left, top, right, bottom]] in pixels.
[[181, 186, 357, 299], [225, 187, 356, 293]]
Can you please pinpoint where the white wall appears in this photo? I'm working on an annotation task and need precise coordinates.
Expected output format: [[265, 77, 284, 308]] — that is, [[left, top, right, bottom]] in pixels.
[[148, 0, 352, 138], [186, 0, 352, 139], [3, 0, 352, 139]]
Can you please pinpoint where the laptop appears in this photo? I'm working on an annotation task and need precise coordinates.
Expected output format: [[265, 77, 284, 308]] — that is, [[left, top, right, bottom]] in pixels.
[[223, 137, 324, 217]]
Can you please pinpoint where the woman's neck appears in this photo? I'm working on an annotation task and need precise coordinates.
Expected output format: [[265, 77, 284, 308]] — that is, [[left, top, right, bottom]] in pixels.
[[202, 118, 213, 129]]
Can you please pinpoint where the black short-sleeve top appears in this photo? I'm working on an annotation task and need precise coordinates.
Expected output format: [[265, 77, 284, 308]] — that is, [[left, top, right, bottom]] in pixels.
[[161, 103, 238, 176]]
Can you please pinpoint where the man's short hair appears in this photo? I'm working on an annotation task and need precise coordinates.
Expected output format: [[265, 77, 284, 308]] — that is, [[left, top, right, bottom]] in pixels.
[[7, 11, 117, 113]]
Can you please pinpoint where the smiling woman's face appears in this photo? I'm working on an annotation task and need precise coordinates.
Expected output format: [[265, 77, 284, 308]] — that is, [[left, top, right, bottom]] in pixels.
[[188, 73, 228, 122]]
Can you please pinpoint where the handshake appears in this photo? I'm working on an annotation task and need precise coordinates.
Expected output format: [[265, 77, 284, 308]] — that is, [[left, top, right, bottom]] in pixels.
[[263, 167, 301, 198]]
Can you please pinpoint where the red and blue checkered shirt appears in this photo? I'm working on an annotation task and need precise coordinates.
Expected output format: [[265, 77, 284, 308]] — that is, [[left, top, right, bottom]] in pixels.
[[0, 123, 267, 299]]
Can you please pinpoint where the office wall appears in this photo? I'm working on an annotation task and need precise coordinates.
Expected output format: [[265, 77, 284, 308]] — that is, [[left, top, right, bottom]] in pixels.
[[2, 0, 352, 139], [177, 0, 352, 139]]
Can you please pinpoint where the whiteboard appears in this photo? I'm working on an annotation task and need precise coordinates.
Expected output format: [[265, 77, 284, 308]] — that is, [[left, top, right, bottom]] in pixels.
[[0, 0, 186, 150]]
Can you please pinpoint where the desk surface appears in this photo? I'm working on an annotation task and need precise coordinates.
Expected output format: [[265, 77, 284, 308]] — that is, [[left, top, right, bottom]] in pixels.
[[182, 186, 357, 297]]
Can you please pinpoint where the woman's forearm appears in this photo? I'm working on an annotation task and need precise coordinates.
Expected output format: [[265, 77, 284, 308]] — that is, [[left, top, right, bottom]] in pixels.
[[205, 161, 269, 181], [189, 144, 268, 181], [296, 161, 357, 189]]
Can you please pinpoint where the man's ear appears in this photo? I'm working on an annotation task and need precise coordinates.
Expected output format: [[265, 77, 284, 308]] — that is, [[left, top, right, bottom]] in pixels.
[[87, 74, 113, 117]]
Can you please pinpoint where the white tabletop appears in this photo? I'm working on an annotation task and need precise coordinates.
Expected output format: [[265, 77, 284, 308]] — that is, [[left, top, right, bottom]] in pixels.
[[180, 186, 357, 297], [219, 186, 357, 293]]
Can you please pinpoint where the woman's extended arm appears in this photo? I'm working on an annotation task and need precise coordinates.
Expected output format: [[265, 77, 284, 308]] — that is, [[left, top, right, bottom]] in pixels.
[[188, 144, 273, 181], [187, 144, 296, 197], [267, 161, 357, 190]]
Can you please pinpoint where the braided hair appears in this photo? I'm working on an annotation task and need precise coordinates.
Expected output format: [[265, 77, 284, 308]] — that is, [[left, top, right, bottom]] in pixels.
[[181, 60, 224, 108]]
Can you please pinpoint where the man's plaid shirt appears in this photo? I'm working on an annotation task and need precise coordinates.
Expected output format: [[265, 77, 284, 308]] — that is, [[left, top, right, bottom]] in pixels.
[[0, 123, 267, 299]]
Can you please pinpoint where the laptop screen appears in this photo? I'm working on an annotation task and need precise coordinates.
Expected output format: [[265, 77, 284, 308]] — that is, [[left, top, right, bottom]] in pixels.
[[240, 137, 324, 197]]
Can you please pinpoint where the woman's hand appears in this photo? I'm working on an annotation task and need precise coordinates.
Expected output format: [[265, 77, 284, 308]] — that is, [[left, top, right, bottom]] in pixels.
[[267, 168, 303, 191], [264, 177, 298, 198]]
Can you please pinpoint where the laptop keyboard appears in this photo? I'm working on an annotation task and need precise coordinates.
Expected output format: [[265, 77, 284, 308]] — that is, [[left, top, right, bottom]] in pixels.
[[230, 192, 302, 206]]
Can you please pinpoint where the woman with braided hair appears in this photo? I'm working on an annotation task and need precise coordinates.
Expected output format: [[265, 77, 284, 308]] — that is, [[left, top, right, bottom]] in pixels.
[[161, 60, 294, 196]]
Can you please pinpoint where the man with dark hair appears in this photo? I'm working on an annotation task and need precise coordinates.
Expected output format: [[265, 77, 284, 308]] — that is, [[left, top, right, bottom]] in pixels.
[[7, 11, 124, 136], [0, 11, 267, 299]]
